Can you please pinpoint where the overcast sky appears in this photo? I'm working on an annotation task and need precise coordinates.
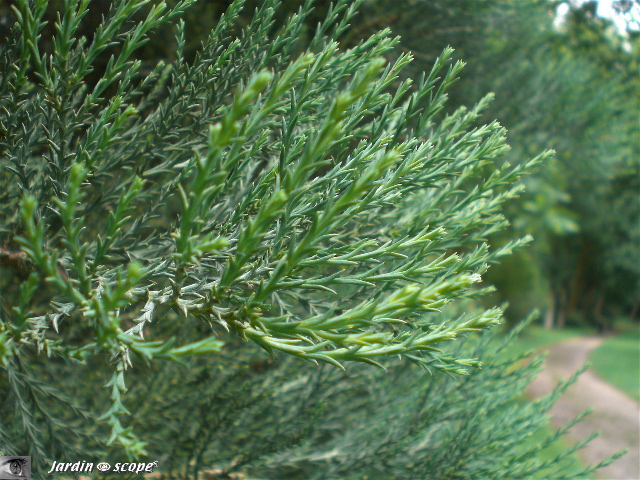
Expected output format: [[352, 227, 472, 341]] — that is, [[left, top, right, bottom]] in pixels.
[[557, 0, 640, 33]]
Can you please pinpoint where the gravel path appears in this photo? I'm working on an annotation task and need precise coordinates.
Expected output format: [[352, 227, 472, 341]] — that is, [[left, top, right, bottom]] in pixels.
[[526, 336, 640, 480]]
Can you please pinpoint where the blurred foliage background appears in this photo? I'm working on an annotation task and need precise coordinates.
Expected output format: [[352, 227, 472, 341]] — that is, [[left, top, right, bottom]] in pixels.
[[351, 0, 639, 330]]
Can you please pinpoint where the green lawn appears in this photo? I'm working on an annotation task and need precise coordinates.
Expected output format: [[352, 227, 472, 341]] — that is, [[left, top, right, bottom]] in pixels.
[[590, 325, 640, 402], [500, 323, 593, 358]]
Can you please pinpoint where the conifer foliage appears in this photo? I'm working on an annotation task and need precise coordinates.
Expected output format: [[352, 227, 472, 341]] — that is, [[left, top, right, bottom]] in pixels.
[[0, 0, 613, 477]]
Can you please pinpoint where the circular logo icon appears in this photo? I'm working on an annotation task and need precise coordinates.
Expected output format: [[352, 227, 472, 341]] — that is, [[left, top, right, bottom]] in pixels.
[[96, 462, 111, 472]]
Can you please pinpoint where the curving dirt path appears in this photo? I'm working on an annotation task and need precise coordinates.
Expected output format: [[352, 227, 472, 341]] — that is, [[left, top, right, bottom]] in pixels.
[[526, 336, 640, 480]]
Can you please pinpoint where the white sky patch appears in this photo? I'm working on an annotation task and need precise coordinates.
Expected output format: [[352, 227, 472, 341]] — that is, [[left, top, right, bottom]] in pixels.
[[596, 0, 640, 32], [555, 0, 640, 34]]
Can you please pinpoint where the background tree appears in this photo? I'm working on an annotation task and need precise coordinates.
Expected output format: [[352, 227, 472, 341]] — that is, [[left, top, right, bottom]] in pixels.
[[357, 0, 639, 327]]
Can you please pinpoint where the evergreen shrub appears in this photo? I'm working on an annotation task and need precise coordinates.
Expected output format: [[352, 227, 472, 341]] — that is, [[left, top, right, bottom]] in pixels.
[[0, 0, 620, 478]]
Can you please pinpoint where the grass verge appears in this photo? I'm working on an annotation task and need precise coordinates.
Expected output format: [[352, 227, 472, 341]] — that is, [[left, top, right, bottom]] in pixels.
[[500, 323, 593, 358], [589, 324, 640, 402]]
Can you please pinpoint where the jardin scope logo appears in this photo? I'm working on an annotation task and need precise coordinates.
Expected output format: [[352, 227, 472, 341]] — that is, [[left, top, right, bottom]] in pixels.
[[0, 456, 31, 479], [47, 460, 159, 475]]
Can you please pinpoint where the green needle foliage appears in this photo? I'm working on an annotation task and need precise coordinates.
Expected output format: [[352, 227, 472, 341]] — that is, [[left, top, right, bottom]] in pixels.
[[127, 317, 618, 480], [0, 0, 616, 477]]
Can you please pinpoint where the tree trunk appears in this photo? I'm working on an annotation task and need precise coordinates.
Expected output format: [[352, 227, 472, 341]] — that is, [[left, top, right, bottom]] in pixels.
[[594, 292, 606, 332], [567, 242, 589, 317], [544, 292, 555, 330], [557, 288, 567, 329], [630, 296, 639, 322]]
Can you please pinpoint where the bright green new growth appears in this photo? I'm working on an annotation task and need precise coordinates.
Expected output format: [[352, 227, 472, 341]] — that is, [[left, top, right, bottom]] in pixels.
[[0, 0, 552, 463]]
